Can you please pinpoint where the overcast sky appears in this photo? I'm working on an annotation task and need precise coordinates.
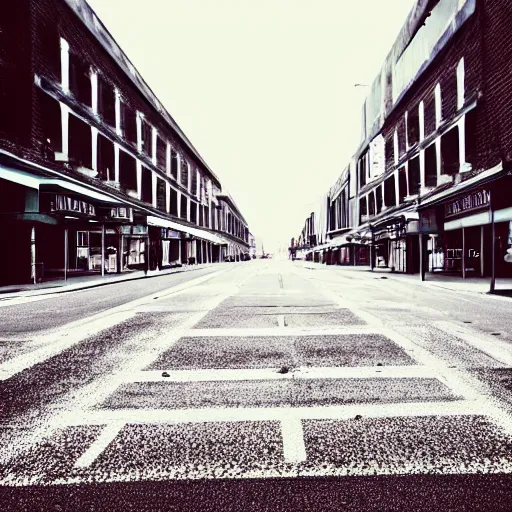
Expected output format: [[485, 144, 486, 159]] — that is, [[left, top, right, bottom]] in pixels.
[[87, 0, 414, 253]]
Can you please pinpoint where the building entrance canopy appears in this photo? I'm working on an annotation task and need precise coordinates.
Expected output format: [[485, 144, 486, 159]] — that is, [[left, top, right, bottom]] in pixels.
[[146, 215, 226, 245]]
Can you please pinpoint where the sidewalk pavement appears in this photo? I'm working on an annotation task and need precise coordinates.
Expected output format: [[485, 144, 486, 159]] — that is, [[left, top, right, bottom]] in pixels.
[[299, 261, 512, 299], [0, 263, 225, 299]]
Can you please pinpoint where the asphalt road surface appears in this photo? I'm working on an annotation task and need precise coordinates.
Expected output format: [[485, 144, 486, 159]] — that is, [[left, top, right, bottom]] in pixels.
[[2, 260, 512, 510]]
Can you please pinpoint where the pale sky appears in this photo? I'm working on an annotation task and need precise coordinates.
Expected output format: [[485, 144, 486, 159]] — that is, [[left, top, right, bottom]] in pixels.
[[87, 0, 414, 253]]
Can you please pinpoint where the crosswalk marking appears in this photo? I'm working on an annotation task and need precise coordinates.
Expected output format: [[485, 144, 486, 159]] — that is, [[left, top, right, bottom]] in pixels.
[[74, 422, 124, 468], [281, 418, 307, 462]]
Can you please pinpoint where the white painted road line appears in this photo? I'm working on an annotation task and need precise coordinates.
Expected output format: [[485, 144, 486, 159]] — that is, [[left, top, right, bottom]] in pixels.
[[0, 311, 135, 381], [74, 422, 125, 468], [57, 400, 484, 427], [281, 419, 307, 463], [188, 326, 381, 337], [277, 315, 286, 328], [434, 321, 512, 367], [119, 365, 441, 383]]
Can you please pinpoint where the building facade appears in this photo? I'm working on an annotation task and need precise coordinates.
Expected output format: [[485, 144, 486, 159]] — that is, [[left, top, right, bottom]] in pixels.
[[295, 0, 512, 282], [0, 0, 250, 285]]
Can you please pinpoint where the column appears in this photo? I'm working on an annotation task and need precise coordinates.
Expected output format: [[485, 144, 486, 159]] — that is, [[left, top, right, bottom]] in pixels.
[[64, 228, 68, 282], [462, 227, 466, 279], [480, 225, 485, 277], [101, 224, 105, 277], [31, 226, 36, 284]]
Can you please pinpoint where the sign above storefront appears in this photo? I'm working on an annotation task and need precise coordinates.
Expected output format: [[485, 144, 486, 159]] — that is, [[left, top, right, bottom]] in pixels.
[[445, 189, 491, 219], [51, 195, 95, 217]]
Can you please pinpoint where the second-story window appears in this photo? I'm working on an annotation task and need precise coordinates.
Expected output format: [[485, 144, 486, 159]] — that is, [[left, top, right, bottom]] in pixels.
[[156, 134, 166, 170], [191, 168, 198, 197], [97, 75, 115, 127], [69, 52, 91, 106], [170, 148, 178, 179], [170, 187, 178, 216], [384, 174, 396, 207], [68, 114, 92, 168], [156, 177, 166, 212], [122, 105, 137, 145], [119, 150, 137, 194], [97, 134, 114, 181], [181, 158, 189, 188], [425, 143, 437, 187], [141, 166, 153, 204], [180, 195, 188, 219], [407, 106, 420, 147], [398, 167, 407, 203], [140, 118, 152, 156], [441, 126, 460, 175], [408, 156, 420, 196]]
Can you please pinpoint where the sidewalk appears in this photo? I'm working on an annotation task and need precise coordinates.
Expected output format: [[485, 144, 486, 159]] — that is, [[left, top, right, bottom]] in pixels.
[[0, 263, 225, 299], [299, 262, 512, 298]]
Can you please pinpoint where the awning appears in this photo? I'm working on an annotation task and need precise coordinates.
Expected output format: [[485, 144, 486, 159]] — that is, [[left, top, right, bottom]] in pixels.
[[0, 164, 122, 204], [444, 210, 491, 231], [147, 216, 226, 244]]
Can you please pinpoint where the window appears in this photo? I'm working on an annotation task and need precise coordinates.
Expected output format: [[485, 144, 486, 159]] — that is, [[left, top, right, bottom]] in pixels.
[[180, 195, 188, 219], [465, 108, 477, 168], [376, 186, 383, 214], [171, 148, 178, 179], [385, 135, 394, 171], [97, 134, 114, 181], [69, 52, 91, 106], [190, 201, 197, 224], [141, 166, 153, 204], [119, 150, 137, 193], [359, 196, 367, 223], [398, 167, 407, 203], [397, 118, 406, 157], [384, 174, 396, 207], [123, 105, 137, 144], [425, 143, 437, 187], [199, 204, 204, 226], [191, 169, 198, 197], [68, 114, 92, 168], [170, 187, 178, 216], [36, 89, 62, 156], [156, 135, 166, 170], [441, 127, 460, 175], [424, 93, 436, 136], [368, 193, 376, 216], [156, 177, 166, 212], [359, 156, 367, 188], [97, 75, 115, 126], [441, 71, 457, 120], [140, 118, 152, 156], [181, 158, 189, 188], [408, 156, 420, 196], [407, 106, 420, 147]]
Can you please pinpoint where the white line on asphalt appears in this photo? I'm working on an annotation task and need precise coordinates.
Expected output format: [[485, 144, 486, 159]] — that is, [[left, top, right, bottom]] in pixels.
[[74, 422, 125, 468], [118, 365, 441, 383], [187, 326, 381, 337], [434, 321, 512, 367], [281, 419, 307, 463], [56, 400, 485, 427], [277, 315, 286, 328], [0, 311, 135, 381]]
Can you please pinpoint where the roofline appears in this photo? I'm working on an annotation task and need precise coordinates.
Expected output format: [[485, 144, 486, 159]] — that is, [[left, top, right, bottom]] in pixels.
[[62, 0, 221, 188], [216, 194, 248, 225]]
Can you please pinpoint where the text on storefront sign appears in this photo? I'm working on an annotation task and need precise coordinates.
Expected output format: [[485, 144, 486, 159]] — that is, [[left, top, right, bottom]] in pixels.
[[445, 189, 490, 218]]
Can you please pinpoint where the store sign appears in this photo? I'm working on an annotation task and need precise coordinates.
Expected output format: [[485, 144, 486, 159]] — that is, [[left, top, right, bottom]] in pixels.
[[51, 195, 95, 216], [161, 228, 181, 239], [109, 207, 133, 221], [445, 189, 491, 219], [120, 225, 148, 235]]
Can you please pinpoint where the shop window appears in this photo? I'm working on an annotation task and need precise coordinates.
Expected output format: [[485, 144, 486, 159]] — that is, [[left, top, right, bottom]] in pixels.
[[368, 193, 376, 216], [171, 148, 178, 179], [68, 114, 92, 168], [156, 135, 166, 170], [441, 126, 460, 175], [98, 75, 115, 127], [123, 105, 137, 144], [119, 150, 137, 193], [141, 166, 153, 204], [97, 134, 114, 181], [407, 106, 420, 147], [69, 52, 91, 106], [384, 174, 396, 207], [190, 201, 198, 224], [156, 177, 166, 212], [376, 187, 383, 214], [170, 187, 178, 216], [36, 89, 62, 157], [140, 118, 152, 156], [398, 167, 407, 203], [408, 156, 420, 196], [425, 143, 437, 187], [180, 195, 188, 219], [181, 158, 189, 188]]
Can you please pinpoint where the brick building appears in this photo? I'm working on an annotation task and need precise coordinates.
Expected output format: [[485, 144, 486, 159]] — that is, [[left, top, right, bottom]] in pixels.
[[295, 0, 512, 282], [0, 0, 249, 285]]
